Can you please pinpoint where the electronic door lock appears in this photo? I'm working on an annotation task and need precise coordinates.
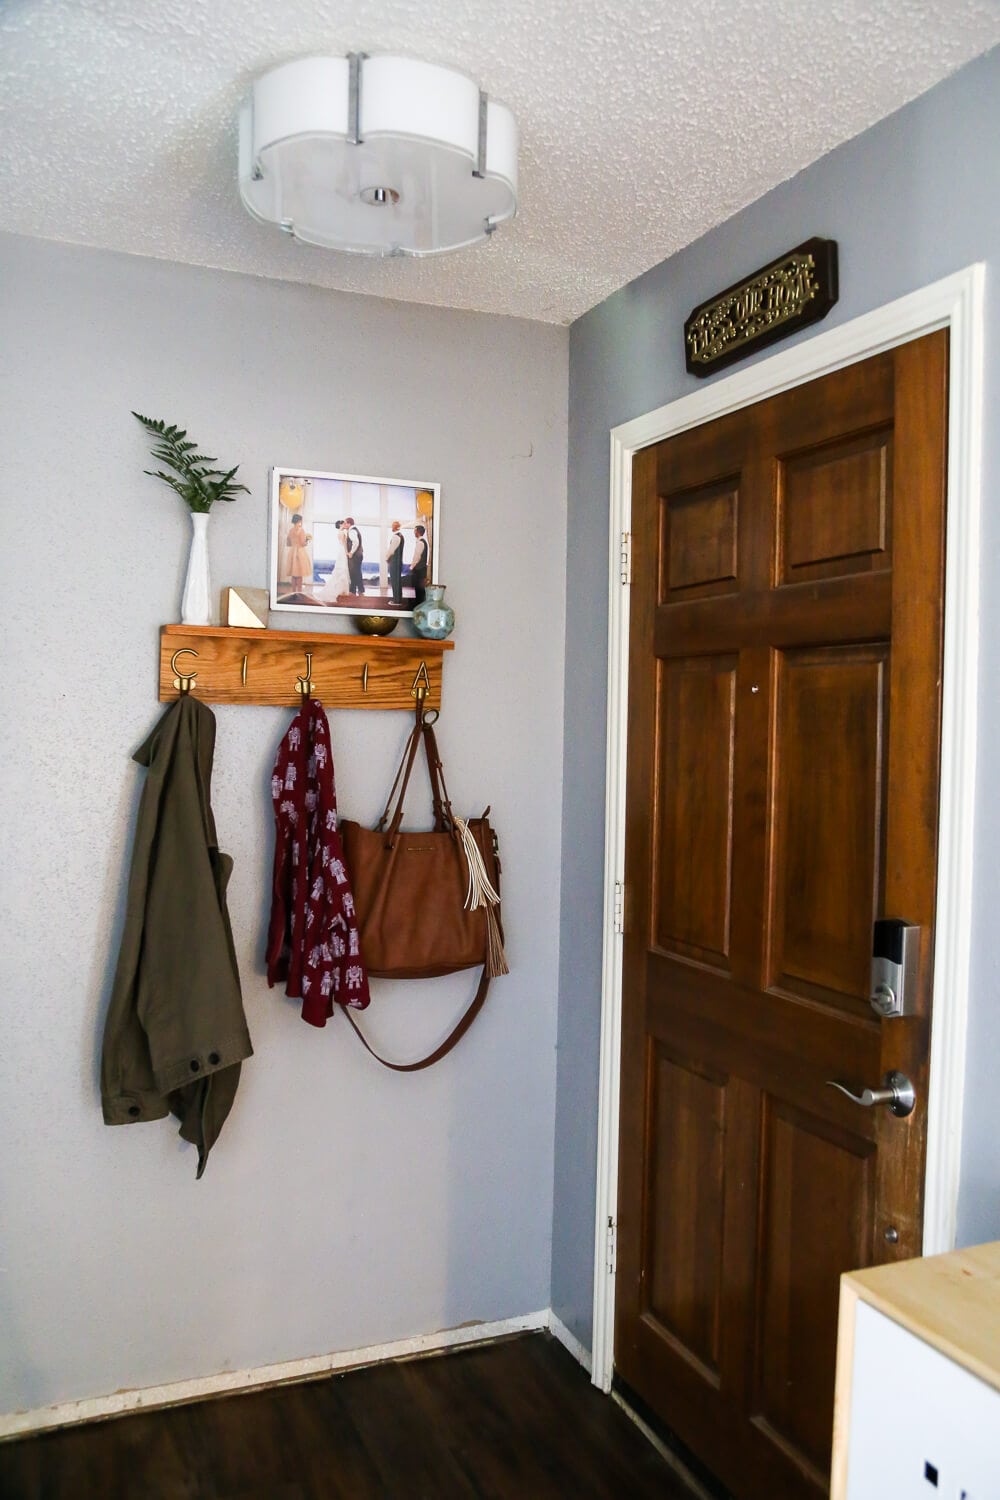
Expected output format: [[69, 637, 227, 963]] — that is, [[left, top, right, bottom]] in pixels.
[[870, 920, 920, 1019]]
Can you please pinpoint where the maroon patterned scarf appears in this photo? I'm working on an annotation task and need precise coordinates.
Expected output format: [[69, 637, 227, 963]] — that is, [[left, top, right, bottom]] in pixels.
[[266, 698, 370, 1024]]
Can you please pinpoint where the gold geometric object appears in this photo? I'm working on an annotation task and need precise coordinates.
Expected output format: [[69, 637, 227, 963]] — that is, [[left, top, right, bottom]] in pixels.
[[223, 586, 269, 628]]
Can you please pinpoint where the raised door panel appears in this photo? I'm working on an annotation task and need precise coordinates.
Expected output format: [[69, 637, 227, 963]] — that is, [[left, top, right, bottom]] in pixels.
[[660, 478, 740, 600], [753, 1099, 875, 1481], [778, 429, 893, 585], [769, 646, 887, 1009], [654, 656, 737, 967], [644, 1045, 727, 1383]]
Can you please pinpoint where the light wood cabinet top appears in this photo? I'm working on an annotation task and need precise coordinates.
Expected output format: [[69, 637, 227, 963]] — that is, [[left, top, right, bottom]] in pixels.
[[842, 1240, 1000, 1393]]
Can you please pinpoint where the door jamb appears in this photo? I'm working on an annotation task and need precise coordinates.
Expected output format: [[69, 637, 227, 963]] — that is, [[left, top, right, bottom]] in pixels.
[[591, 265, 985, 1393]]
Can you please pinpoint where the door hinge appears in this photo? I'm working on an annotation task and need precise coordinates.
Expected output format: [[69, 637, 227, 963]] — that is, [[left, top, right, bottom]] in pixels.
[[613, 879, 625, 934], [606, 1216, 617, 1275], [619, 530, 632, 586]]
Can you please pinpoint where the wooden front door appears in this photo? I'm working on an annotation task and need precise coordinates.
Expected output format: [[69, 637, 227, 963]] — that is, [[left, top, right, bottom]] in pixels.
[[614, 333, 948, 1498]]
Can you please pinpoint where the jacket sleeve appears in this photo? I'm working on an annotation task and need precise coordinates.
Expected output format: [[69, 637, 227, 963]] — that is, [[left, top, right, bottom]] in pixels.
[[135, 732, 252, 1095]]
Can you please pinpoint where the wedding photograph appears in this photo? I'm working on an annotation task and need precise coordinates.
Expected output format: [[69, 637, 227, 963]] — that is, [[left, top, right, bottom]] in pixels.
[[268, 467, 439, 618]]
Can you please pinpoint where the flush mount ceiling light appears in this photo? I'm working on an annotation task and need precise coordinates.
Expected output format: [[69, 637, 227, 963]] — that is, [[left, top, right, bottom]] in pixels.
[[238, 54, 518, 258]]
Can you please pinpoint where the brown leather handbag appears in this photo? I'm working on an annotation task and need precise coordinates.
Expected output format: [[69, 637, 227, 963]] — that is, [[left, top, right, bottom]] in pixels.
[[338, 707, 507, 1070]]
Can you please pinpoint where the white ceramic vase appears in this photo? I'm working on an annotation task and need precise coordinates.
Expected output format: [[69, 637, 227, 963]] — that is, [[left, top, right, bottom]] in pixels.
[[180, 511, 212, 625]]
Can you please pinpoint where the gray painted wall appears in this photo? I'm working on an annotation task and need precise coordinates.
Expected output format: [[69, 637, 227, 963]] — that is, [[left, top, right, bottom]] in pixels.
[[554, 44, 1000, 1349], [0, 237, 568, 1414]]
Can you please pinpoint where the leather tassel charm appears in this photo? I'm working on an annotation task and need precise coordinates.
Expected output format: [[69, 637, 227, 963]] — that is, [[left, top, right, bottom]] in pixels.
[[456, 817, 509, 976], [485, 904, 510, 978]]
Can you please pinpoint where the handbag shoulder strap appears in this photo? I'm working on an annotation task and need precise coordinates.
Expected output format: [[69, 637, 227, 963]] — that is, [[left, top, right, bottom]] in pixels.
[[375, 721, 424, 840], [342, 967, 490, 1072], [376, 709, 455, 843], [421, 721, 455, 832]]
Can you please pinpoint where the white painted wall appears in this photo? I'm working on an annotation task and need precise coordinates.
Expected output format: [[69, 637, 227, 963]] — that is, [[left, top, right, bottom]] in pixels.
[[0, 236, 568, 1416]]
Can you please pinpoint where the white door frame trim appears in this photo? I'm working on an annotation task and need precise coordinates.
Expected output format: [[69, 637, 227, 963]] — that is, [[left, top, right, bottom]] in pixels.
[[591, 265, 985, 1394]]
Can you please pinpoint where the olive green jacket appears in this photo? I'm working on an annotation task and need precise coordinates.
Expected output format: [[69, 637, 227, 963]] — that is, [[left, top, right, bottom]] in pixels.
[[101, 696, 252, 1177]]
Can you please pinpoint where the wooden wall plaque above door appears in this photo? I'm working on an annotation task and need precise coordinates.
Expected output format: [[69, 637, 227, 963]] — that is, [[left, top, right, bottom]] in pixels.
[[684, 238, 839, 376]]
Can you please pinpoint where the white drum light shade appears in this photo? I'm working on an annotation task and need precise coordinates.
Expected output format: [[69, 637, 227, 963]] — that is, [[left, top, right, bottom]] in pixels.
[[238, 55, 518, 257]]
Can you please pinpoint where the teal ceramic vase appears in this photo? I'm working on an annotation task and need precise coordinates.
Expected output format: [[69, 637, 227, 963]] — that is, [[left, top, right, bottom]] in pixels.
[[412, 584, 455, 641]]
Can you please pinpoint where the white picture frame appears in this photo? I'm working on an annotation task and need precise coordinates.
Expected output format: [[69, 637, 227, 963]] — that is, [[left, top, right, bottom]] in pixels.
[[268, 465, 440, 619]]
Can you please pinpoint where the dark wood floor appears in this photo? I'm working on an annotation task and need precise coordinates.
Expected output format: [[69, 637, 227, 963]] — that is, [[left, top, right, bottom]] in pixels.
[[0, 1334, 700, 1500]]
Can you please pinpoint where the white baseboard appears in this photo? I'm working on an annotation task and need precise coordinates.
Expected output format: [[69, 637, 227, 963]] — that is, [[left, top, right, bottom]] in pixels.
[[547, 1310, 593, 1374], [0, 1309, 550, 1441]]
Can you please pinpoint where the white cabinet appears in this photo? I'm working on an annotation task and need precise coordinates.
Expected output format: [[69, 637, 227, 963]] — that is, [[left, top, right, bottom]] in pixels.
[[832, 1243, 1000, 1499]]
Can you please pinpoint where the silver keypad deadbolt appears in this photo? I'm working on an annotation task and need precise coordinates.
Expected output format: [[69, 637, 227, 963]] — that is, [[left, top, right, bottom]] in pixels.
[[871, 919, 920, 1020]]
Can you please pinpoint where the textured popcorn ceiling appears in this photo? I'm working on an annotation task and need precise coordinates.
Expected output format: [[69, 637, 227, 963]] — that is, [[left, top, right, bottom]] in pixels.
[[2, 1, 999, 324]]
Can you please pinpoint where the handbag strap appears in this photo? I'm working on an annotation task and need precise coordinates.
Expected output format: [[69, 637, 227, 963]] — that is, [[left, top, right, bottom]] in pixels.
[[341, 967, 490, 1072], [376, 721, 425, 842], [376, 707, 456, 844], [422, 721, 455, 832], [374, 733, 415, 833]]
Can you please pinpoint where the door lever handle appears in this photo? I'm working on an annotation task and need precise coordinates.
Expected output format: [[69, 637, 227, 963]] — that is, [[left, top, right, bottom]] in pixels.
[[826, 1070, 916, 1118]]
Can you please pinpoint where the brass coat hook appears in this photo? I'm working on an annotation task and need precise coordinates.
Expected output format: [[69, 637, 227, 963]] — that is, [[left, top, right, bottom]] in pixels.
[[410, 661, 431, 702], [296, 651, 314, 699], [171, 648, 199, 694]]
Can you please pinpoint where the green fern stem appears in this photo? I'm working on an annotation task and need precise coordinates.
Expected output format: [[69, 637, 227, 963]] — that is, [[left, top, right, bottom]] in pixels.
[[132, 411, 250, 513]]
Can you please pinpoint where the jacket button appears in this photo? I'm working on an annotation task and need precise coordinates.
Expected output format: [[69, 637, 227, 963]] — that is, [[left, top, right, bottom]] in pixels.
[[128, 1105, 140, 1117], [190, 1059, 201, 1072], [208, 1052, 221, 1065]]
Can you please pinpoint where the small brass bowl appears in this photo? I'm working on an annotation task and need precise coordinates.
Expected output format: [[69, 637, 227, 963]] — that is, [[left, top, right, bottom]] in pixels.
[[353, 614, 400, 637]]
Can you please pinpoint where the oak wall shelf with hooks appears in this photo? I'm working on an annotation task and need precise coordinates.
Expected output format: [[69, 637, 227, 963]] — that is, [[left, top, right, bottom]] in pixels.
[[158, 624, 452, 710]]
